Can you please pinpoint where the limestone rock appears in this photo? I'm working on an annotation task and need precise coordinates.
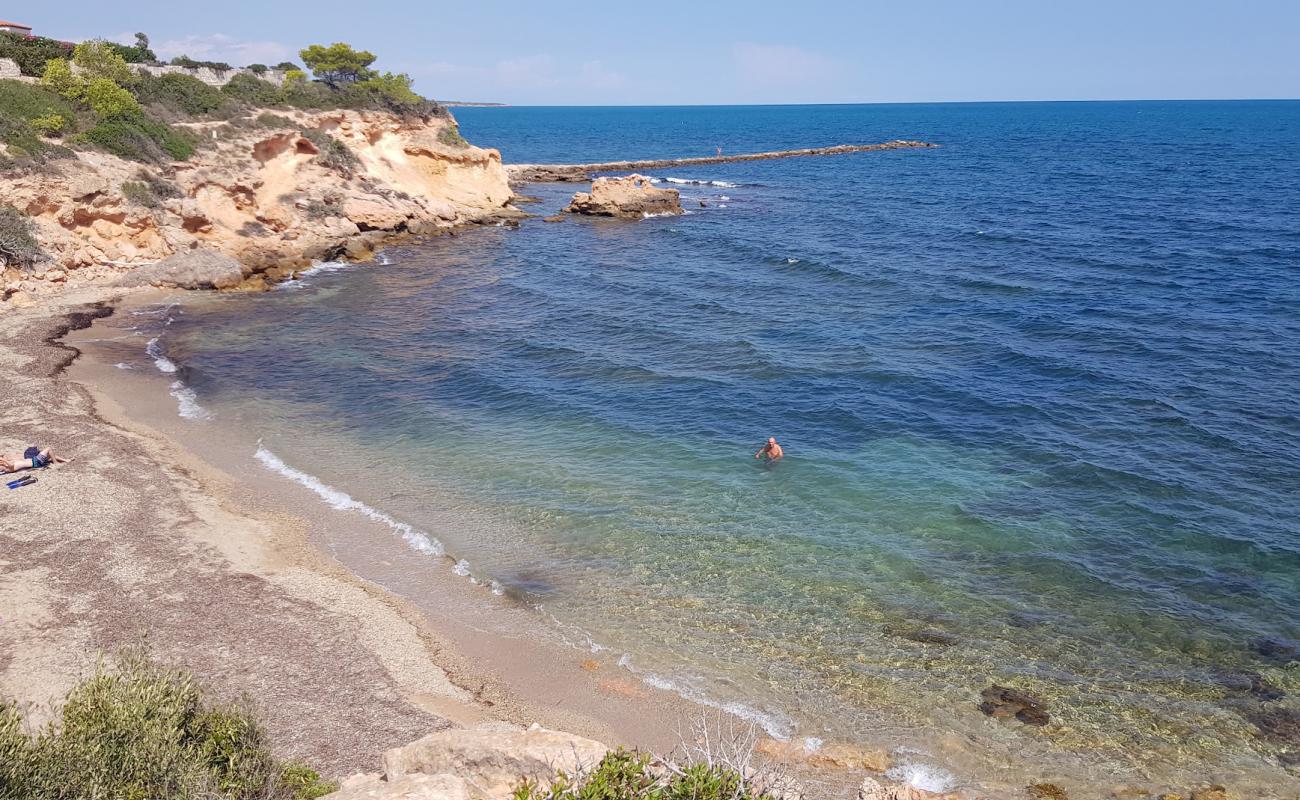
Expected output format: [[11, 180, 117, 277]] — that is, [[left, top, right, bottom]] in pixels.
[[116, 248, 246, 290], [563, 174, 682, 219], [329, 773, 473, 800], [381, 725, 609, 800]]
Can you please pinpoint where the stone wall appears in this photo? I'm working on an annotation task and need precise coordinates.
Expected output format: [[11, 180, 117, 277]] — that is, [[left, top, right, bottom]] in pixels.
[[132, 64, 289, 87], [0, 58, 21, 79]]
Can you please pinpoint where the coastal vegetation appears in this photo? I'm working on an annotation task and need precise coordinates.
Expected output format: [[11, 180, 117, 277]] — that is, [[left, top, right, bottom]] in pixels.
[[0, 204, 41, 269], [0, 648, 335, 800], [0, 34, 438, 173], [513, 749, 776, 800]]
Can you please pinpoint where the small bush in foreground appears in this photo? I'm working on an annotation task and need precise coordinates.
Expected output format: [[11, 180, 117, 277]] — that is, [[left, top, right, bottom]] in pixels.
[[514, 749, 773, 800], [121, 171, 180, 207], [0, 648, 336, 800], [0, 205, 42, 270]]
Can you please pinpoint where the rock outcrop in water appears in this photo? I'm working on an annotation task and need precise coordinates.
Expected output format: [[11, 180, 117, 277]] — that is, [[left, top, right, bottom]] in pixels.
[[508, 140, 937, 183], [563, 174, 682, 219], [1, 109, 519, 299]]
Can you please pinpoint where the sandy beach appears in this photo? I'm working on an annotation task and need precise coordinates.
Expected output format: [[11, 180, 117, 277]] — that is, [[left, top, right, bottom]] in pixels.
[[1, 286, 868, 794]]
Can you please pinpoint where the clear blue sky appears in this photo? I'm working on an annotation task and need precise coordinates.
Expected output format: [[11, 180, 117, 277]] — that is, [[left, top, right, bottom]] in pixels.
[[19, 0, 1300, 104]]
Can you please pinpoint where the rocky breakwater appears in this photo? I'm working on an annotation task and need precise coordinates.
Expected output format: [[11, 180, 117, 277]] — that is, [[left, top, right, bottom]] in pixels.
[[1, 108, 519, 302], [563, 174, 683, 219]]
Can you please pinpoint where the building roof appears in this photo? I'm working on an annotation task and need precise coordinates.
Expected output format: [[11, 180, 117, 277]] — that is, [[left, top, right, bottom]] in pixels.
[[0, 20, 32, 29]]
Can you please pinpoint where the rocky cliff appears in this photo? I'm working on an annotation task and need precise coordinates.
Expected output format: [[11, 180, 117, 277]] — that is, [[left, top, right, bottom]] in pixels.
[[1, 109, 518, 300]]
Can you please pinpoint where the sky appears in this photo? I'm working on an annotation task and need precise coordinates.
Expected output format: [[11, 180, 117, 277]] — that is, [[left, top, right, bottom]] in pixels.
[[18, 0, 1300, 105]]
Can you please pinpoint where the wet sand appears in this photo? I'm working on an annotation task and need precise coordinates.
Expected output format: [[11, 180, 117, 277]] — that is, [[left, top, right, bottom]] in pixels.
[[0, 286, 857, 795]]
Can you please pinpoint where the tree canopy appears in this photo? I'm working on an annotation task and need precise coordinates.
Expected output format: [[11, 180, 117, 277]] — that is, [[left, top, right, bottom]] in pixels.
[[298, 43, 376, 87]]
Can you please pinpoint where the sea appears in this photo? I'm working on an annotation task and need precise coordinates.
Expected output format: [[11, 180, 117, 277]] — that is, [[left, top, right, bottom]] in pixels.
[[123, 102, 1300, 797]]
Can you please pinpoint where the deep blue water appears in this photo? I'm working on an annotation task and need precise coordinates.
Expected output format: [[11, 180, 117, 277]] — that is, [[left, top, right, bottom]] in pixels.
[[154, 102, 1300, 796]]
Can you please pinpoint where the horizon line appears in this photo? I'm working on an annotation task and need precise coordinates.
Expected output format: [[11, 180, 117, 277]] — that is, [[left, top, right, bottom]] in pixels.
[[446, 97, 1300, 108]]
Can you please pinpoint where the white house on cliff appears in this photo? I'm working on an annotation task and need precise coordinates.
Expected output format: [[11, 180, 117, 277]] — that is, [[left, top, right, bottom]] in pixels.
[[0, 19, 32, 34]]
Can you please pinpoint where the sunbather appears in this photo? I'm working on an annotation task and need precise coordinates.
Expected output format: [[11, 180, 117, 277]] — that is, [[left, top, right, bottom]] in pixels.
[[1, 446, 67, 473]]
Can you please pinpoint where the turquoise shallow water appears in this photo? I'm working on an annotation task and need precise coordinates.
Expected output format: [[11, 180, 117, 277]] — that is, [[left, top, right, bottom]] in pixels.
[[126, 102, 1299, 795]]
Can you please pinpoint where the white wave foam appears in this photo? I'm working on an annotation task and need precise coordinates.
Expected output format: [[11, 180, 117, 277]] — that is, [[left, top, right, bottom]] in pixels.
[[616, 653, 795, 740], [886, 764, 956, 793], [642, 211, 678, 219], [802, 737, 824, 753], [661, 177, 739, 188], [254, 444, 444, 556], [145, 337, 177, 374], [114, 362, 135, 370], [718, 204, 728, 209], [452, 559, 472, 576], [278, 260, 353, 290], [169, 381, 211, 420], [786, 258, 801, 264], [719, 195, 731, 201]]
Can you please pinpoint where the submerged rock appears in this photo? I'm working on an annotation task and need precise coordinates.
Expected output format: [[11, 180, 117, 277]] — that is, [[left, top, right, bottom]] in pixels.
[[979, 685, 1051, 727], [1250, 637, 1299, 665], [563, 174, 682, 219], [1028, 783, 1069, 800], [1246, 706, 1300, 745], [889, 627, 958, 646]]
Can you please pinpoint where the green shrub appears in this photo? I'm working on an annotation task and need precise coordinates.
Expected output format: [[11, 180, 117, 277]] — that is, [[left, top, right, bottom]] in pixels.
[[347, 71, 426, 113], [0, 205, 42, 269], [0, 78, 78, 123], [135, 72, 227, 116], [121, 171, 179, 207], [513, 749, 773, 800], [438, 124, 469, 148], [39, 58, 86, 101], [73, 39, 137, 86], [0, 648, 334, 800], [84, 116, 194, 162], [247, 63, 268, 75], [256, 112, 295, 129], [274, 61, 300, 72], [221, 73, 284, 106], [0, 31, 74, 76], [301, 128, 358, 174], [84, 77, 142, 119], [0, 81, 78, 167], [29, 112, 68, 135], [303, 195, 343, 219]]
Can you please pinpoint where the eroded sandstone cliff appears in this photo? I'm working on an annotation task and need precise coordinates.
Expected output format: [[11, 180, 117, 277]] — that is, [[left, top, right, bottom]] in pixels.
[[2, 109, 518, 300]]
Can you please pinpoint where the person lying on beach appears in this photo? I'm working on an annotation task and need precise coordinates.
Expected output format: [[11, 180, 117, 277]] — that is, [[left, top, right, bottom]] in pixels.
[[754, 437, 784, 462], [1, 447, 68, 473]]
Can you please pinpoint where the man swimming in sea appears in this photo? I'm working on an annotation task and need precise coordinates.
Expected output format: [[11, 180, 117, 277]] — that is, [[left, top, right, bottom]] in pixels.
[[754, 437, 784, 462]]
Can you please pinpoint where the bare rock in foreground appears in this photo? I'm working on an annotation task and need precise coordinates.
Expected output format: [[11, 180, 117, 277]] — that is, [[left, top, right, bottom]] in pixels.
[[367, 724, 609, 800], [563, 174, 682, 219], [114, 247, 245, 290]]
